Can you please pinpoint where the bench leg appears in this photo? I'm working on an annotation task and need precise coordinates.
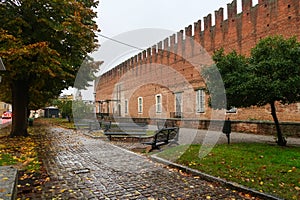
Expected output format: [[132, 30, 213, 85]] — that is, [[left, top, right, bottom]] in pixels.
[[150, 143, 161, 152]]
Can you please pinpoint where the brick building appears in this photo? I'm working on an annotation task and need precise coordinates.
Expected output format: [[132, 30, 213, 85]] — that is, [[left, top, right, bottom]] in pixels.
[[96, 0, 300, 123]]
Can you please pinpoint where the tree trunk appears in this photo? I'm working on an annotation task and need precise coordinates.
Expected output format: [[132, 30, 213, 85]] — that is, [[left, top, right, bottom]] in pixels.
[[270, 101, 286, 146], [10, 80, 29, 137]]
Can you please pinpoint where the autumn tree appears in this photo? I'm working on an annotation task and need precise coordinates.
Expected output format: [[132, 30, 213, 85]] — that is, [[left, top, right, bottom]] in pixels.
[[0, 0, 100, 137], [203, 36, 300, 146]]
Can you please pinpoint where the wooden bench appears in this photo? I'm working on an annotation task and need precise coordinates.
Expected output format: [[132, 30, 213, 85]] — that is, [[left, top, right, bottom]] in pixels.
[[104, 122, 148, 140], [142, 127, 179, 152]]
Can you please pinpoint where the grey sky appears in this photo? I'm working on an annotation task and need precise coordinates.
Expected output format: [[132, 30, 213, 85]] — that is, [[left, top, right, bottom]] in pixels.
[[93, 0, 260, 73], [64, 0, 259, 99], [95, 0, 258, 42]]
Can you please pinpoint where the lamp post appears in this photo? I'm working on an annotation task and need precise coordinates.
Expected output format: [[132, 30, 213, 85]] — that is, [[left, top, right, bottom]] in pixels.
[[0, 57, 6, 83]]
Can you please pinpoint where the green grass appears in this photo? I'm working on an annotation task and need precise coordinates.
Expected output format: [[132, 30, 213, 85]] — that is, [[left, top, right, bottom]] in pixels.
[[0, 153, 17, 165], [43, 118, 76, 129], [146, 130, 155, 136], [0, 135, 41, 173], [157, 143, 300, 200]]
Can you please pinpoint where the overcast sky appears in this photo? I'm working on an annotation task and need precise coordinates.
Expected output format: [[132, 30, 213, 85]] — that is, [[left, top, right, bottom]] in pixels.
[[95, 0, 259, 40], [93, 0, 259, 71], [96, 0, 245, 40], [65, 0, 259, 99]]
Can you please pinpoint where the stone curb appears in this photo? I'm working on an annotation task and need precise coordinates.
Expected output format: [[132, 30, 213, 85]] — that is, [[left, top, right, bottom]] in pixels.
[[150, 155, 283, 200], [0, 166, 18, 200]]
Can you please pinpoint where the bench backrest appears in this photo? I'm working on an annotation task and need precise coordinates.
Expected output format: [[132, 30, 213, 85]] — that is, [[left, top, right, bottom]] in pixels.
[[104, 122, 148, 133], [154, 127, 179, 143]]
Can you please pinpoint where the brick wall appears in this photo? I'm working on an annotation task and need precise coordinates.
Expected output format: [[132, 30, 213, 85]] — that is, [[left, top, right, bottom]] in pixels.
[[96, 0, 300, 122]]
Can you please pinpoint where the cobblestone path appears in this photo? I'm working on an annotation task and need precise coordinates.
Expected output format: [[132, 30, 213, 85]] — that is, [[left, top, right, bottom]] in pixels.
[[22, 127, 259, 199]]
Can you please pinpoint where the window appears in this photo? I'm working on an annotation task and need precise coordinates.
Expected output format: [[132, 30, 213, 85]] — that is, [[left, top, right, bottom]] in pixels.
[[175, 92, 182, 117], [196, 89, 205, 113], [175, 92, 182, 112], [138, 97, 143, 113], [124, 100, 128, 114], [156, 94, 162, 113], [116, 84, 121, 101]]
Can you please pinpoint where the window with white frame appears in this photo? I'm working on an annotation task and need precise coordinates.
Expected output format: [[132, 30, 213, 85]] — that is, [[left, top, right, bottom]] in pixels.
[[175, 92, 182, 113], [156, 94, 162, 113], [138, 97, 143, 113], [124, 100, 128, 114], [116, 84, 121, 101], [196, 89, 205, 113]]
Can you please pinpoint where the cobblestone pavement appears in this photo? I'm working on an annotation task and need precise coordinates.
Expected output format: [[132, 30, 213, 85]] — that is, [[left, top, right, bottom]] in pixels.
[[21, 127, 261, 200]]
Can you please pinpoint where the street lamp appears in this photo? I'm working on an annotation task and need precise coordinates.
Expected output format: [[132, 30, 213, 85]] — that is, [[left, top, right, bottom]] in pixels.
[[0, 57, 6, 83]]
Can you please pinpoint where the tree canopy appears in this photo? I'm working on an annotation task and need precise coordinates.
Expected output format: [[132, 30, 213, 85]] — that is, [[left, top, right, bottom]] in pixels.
[[203, 35, 300, 146], [0, 0, 101, 136]]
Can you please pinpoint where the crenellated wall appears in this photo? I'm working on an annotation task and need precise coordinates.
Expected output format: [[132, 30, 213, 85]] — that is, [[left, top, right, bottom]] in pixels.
[[96, 0, 300, 122]]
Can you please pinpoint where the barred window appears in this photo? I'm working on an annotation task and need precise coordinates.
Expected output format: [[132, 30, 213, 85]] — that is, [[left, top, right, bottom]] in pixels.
[[156, 94, 162, 113], [124, 100, 128, 114], [138, 97, 143, 113]]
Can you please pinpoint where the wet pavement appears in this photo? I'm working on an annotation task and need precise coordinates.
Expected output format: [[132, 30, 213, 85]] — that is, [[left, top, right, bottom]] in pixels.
[[19, 127, 261, 199]]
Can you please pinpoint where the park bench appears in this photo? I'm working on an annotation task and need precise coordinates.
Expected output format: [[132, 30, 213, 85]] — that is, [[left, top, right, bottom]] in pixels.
[[104, 122, 148, 141], [142, 126, 179, 152]]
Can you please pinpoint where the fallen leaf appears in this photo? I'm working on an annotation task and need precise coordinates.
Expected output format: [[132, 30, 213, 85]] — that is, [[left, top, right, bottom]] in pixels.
[[259, 181, 263, 185]]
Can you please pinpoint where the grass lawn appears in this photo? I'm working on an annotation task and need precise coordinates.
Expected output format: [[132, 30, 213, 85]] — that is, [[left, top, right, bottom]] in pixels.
[[156, 143, 300, 200], [0, 126, 41, 172], [45, 117, 76, 129]]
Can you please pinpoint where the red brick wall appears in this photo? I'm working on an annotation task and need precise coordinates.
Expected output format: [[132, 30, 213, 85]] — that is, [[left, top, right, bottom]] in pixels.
[[96, 0, 300, 122]]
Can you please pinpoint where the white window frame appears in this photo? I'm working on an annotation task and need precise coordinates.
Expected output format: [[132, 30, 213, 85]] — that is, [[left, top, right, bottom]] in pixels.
[[196, 89, 205, 113], [138, 97, 143, 113], [175, 92, 183, 113], [156, 94, 162, 113]]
